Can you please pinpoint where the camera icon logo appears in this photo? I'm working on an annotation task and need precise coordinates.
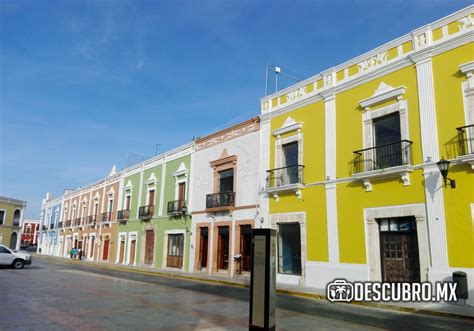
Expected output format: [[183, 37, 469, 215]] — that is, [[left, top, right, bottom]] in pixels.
[[327, 279, 354, 302]]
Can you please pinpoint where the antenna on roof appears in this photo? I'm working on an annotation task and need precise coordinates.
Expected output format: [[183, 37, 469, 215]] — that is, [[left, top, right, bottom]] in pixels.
[[265, 64, 304, 95]]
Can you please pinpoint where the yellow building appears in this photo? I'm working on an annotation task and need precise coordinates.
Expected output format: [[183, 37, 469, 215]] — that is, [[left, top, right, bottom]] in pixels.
[[259, 6, 474, 305], [0, 196, 27, 250]]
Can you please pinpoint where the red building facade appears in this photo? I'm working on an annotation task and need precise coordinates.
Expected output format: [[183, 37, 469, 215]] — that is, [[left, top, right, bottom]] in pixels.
[[21, 220, 40, 246]]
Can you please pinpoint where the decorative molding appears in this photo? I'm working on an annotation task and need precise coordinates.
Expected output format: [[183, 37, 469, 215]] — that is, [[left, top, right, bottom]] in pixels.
[[145, 173, 156, 186], [195, 117, 259, 151], [359, 82, 406, 110], [353, 165, 415, 192], [358, 52, 388, 72], [286, 86, 308, 103], [124, 180, 133, 191], [172, 162, 188, 178], [273, 116, 303, 136]]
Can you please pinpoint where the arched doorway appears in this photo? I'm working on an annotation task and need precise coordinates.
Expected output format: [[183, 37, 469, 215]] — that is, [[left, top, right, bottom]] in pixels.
[[10, 232, 18, 250]]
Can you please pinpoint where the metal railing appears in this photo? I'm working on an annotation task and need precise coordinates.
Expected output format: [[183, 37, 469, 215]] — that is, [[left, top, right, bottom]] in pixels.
[[167, 200, 186, 215], [138, 205, 154, 219], [74, 218, 82, 226], [101, 212, 112, 222], [58, 221, 63, 228], [117, 210, 130, 221], [353, 140, 413, 174], [266, 165, 304, 188], [206, 192, 235, 209], [49, 224, 55, 230], [457, 124, 474, 156], [65, 220, 72, 227]]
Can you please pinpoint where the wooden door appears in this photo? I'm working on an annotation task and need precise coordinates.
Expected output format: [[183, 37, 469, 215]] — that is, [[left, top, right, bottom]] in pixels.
[[144, 230, 154, 265], [130, 240, 136, 265], [240, 225, 252, 272], [148, 190, 155, 206], [119, 239, 125, 263], [83, 239, 87, 258], [102, 239, 110, 261], [217, 227, 229, 270], [90, 237, 95, 258], [166, 234, 184, 269], [178, 183, 186, 206], [380, 230, 420, 282], [199, 228, 208, 269]]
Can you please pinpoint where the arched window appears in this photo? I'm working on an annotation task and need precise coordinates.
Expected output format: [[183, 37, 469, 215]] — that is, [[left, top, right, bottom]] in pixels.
[[13, 209, 21, 226]]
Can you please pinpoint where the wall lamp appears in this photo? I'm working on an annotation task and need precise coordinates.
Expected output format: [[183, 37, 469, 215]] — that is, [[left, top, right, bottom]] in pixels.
[[437, 157, 456, 188]]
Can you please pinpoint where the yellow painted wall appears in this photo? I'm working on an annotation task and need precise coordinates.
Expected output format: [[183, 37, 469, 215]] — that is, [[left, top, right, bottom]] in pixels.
[[334, 65, 426, 264], [269, 100, 328, 262], [432, 43, 474, 268]]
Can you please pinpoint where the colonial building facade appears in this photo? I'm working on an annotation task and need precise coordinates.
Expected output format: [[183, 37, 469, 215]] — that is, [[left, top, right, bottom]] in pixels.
[[189, 118, 261, 278], [259, 6, 473, 304], [117, 143, 192, 271], [21, 219, 40, 247], [0, 196, 26, 250], [37, 6, 473, 306], [38, 193, 62, 255]]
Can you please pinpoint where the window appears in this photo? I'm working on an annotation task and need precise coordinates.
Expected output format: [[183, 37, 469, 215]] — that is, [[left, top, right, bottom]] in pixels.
[[218, 169, 234, 193], [278, 223, 302, 275], [12, 209, 21, 226], [93, 203, 99, 217], [0, 246, 11, 254], [108, 199, 113, 213], [125, 195, 131, 210], [373, 113, 403, 169], [282, 142, 299, 184], [0, 210, 5, 225]]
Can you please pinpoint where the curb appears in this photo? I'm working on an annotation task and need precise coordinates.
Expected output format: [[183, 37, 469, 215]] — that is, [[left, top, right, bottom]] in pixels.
[[33, 254, 474, 321]]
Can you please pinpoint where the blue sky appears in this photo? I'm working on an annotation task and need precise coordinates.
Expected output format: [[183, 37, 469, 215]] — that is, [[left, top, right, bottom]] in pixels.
[[0, 0, 471, 218]]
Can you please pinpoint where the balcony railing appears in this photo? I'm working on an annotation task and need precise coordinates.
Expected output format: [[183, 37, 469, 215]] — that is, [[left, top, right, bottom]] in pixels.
[[49, 224, 55, 230], [58, 221, 63, 228], [73, 218, 82, 226], [353, 140, 413, 174], [139, 205, 154, 220], [101, 212, 112, 223], [167, 200, 186, 216], [65, 220, 72, 227], [457, 124, 474, 156], [117, 210, 130, 222], [206, 192, 235, 210], [266, 165, 304, 189]]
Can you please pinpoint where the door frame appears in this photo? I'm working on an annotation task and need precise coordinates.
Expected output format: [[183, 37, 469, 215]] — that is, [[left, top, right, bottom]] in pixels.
[[116, 232, 127, 264], [162, 229, 187, 271], [141, 225, 156, 266], [364, 204, 429, 282], [126, 231, 138, 265]]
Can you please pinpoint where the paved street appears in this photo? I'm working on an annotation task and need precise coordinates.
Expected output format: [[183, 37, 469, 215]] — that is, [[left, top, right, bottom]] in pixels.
[[0, 258, 472, 330]]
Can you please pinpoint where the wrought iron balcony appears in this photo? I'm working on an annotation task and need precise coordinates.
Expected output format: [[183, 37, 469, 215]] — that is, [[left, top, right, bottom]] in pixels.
[[58, 221, 63, 228], [138, 205, 154, 220], [101, 212, 112, 223], [65, 220, 72, 227], [73, 218, 82, 226], [49, 224, 55, 230], [117, 210, 130, 222], [457, 124, 474, 156], [266, 165, 305, 189], [205, 192, 235, 211], [353, 140, 413, 174], [167, 200, 187, 216]]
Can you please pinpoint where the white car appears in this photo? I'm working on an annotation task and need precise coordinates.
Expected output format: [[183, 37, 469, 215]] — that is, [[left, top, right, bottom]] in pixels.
[[0, 244, 32, 269]]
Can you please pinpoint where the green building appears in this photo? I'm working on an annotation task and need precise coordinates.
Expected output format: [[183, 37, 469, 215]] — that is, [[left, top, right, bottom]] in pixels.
[[115, 143, 192, 271]]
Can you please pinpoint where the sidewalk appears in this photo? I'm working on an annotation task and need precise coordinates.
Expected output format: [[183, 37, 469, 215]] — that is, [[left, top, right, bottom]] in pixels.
[[32, 253, 473, 320]]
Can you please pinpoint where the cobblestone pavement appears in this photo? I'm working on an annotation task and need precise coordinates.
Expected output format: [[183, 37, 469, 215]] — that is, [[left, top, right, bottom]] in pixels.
[[0, 259, 472, 330]]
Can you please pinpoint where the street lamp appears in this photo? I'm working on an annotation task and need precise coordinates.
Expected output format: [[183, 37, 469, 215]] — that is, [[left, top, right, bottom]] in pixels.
[[181, 205, 188, 220], [437, 157, 456, 188]]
